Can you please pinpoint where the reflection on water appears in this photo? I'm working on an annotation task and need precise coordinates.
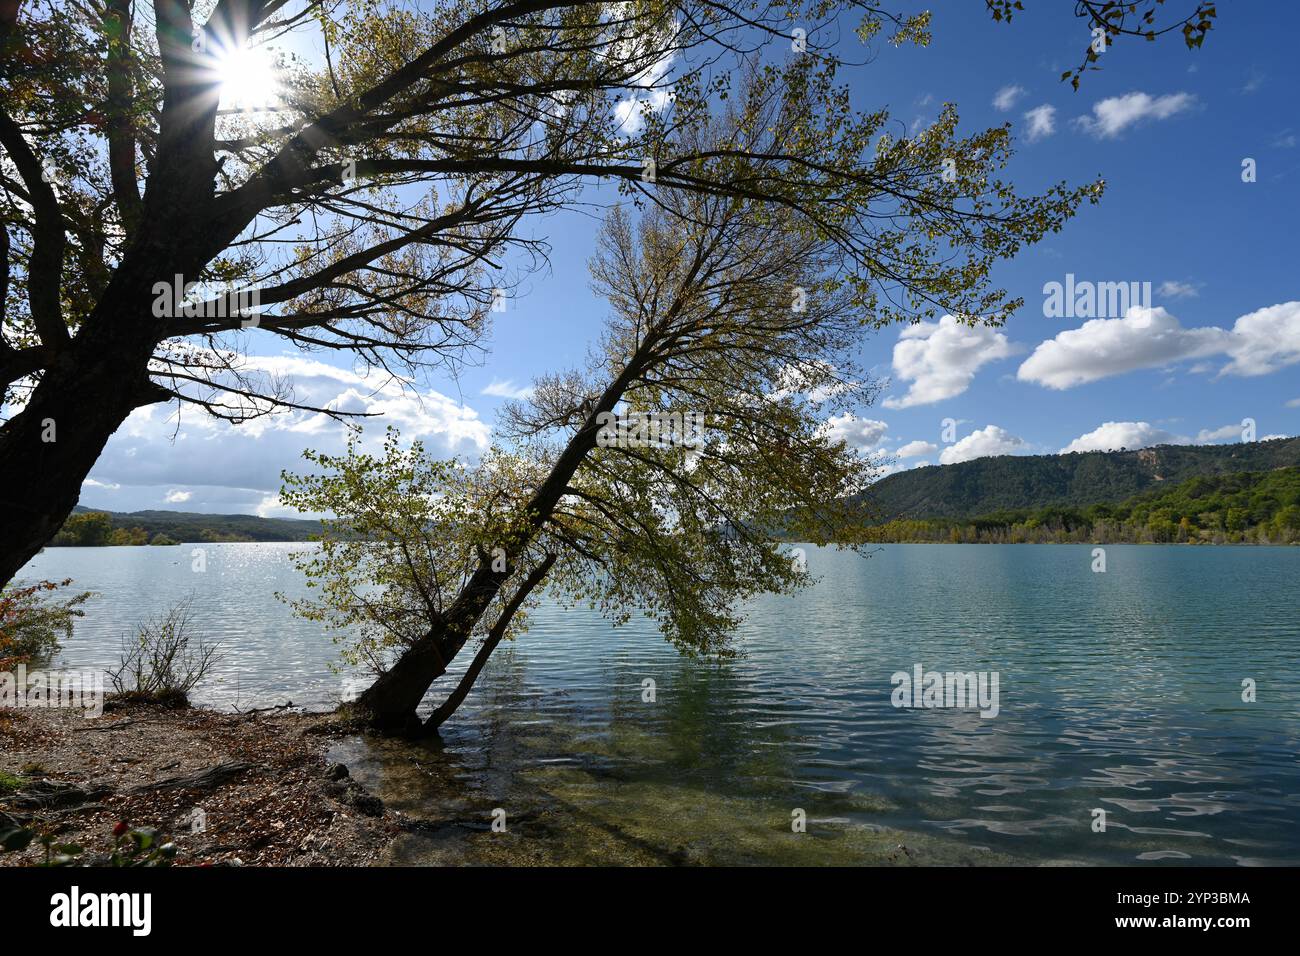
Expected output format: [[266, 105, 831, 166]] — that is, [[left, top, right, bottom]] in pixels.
[[21, 542, 1300, 865]]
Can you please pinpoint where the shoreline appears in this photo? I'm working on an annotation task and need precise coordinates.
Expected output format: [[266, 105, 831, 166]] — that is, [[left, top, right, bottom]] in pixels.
[[2, 699, 1018, 867], [0, 701, 398, 867]]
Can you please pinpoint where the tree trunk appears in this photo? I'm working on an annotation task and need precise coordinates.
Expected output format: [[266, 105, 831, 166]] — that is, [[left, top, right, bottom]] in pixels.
[[0, 216, 214, 587], [0, 324, 160, 586], [354, 556, 556, 732], [421, 554, 556, 733], [353, 320, 662, 731], [353, 631, 454, 733]]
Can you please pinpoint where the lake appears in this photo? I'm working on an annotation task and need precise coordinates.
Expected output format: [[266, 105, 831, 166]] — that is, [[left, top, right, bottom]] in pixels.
[[17, 542, 1300, 865]]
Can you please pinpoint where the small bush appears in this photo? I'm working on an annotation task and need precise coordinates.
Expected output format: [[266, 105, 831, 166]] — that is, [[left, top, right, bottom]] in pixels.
[[0, 579, 93, 668], [108, 599, 222, 706]]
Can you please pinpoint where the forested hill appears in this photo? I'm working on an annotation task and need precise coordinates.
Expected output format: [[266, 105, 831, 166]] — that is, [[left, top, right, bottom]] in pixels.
[[53, 506, 323, 544], [864, 436, 1300, 522], [866, 466, 1300, 544]]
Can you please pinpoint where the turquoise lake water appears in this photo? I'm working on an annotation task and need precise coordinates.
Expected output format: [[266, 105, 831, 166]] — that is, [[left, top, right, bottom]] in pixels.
[[18, 542, 1300, 865]]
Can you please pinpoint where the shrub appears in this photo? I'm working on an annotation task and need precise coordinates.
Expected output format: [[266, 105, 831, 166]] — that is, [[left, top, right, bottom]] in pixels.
[[108, 599, 222, 706], [0, 579, 93, 668], [108, 526, 149, 546], [49, 512, 113, 546]]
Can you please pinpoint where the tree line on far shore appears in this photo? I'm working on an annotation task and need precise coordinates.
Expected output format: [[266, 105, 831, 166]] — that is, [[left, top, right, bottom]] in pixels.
[[47, 512, 179, 547], [864, 467, 1300, 545], [43, 509, 323, 547]]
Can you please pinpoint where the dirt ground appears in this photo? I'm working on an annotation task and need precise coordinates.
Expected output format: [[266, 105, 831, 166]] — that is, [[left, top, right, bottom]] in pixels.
[[0, 701, 399, 866]]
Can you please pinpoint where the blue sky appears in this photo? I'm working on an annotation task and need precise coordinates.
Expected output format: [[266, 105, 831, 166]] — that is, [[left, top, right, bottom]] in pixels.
[[79, 3, 1300, 515]]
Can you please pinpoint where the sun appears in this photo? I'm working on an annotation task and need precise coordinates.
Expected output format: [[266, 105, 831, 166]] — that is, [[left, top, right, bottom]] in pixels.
[[213, 44, 281, 112]]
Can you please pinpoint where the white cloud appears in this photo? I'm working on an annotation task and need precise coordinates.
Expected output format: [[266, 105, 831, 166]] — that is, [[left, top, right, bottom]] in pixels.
[[1218, 302, 1300, 377], [939, 425, 1027, 464], [1196, 423, 1243, 443], [78, 356, 491, 514], [1158, 279, 1200, 299], [1060, 421, 1188, 454], [895, 440, 938, 458], [883, 315, 1019, 409], [614, 89, 673, 133], [164, 489, 193, 504], [83, 478, 121, 491], [1074, 91, 1195, 138], [481, 379, 534, 401], [771, 360, 856, 405], [992, 85, 1025, 111], [253, 493, 299, 518], [614, 48, 676, 135], [1023, 104, 1056, 142], [1260, 434, 1292, 441], [1018, 306, 1230, 389], [822, 414, 889, 453], [1287, 397, 1300, 408]]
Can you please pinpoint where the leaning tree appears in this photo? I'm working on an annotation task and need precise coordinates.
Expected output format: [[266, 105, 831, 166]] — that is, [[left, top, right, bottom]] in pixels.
[[281, 63, 1099, 732]]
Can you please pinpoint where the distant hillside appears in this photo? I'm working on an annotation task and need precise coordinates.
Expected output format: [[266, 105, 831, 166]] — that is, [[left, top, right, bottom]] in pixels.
[[864, 437, 1300, 522], [866, 466, 1300, 545], [58, 506, 323, 543]]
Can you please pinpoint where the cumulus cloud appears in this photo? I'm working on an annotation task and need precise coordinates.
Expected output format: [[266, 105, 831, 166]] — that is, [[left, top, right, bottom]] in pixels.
[[253, 493, 301, 519], [79, 356, 491, 514], [1023, 104, 1056, 142], [883, 315, 1019, 409], [481, 379, 534, 400], [1074, 91, 1195, 138], [164, 490, 193, 504], [992, 85, 1025, 111], [939, 425, 1027, 464], [614, 49, 676, 134], [1218, 302, 1300, 377], [1196, 423, 1244, 443], [1060, 421, 1188, 454], [822, 414, 889, 453], [895, 439, 938, 458], [1017, 303, 1300, 389], [1287, 397, 1300, 408], [1019, 307, 1226, 389], [614, 89, 673, 133]]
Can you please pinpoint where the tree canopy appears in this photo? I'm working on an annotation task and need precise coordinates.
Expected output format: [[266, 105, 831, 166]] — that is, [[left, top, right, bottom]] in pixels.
[[0, 0, 1114, 586], [279, 78, 1098, 727]]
